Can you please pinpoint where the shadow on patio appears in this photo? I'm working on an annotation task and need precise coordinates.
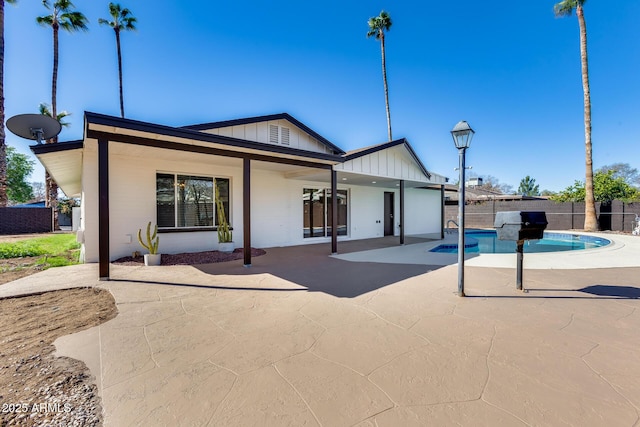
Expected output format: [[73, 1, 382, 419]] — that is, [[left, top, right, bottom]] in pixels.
[[196, 236, 444, 298]]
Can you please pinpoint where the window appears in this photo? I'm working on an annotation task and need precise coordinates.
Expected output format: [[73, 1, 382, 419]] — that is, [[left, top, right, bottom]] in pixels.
[[303, 188, 347, 238], [156, 173, 230, 229]]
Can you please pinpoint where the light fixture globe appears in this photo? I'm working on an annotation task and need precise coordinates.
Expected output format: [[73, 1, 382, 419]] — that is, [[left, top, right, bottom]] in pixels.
[[450, 120, 475, 149]]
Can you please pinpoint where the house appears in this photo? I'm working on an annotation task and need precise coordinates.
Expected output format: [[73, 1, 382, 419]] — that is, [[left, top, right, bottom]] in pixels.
[[445, 185, 548, 205], [31, 112, 448, 279]]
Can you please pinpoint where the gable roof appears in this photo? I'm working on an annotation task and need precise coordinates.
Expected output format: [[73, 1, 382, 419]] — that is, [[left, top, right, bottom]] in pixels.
[[182, 113, 345, 155], [343, 138, 432, 179], [83, 111, 343, 165]]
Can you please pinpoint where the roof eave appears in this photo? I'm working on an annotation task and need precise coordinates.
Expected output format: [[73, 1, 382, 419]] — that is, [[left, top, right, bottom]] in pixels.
[[84, 112, 344, 164]]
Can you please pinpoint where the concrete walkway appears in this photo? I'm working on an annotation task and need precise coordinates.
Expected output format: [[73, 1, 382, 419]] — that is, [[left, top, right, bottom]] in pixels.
[[0, 233, 639, 426]]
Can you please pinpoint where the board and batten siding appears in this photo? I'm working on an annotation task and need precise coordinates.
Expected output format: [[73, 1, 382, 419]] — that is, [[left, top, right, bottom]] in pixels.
[[335, 145, 432, 183], [200, 119, 333, 155]]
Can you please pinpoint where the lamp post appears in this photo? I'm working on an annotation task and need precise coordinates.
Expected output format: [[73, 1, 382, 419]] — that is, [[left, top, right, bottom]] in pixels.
[[451, 121, 475, 297]]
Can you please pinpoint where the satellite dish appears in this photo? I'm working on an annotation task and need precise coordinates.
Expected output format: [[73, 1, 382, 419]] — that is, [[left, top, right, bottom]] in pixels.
[[6, 114, 62, 144]]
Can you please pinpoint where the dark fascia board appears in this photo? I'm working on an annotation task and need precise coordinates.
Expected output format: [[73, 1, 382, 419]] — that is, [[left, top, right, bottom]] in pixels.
[[181, 112, 345, 155], [30, 140, 84, 155], [84, 111, 344, 164], [343, 138, 432, 179]]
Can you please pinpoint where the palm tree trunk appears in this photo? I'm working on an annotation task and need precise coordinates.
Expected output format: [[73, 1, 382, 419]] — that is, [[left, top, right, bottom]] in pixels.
[[0, 0, 8, 207], [115, 28, 124, 118], [47, 22, 60, 229], [380, 31, 392, 141], [51, 22, 58, 123], [577, 4, 597, 231]]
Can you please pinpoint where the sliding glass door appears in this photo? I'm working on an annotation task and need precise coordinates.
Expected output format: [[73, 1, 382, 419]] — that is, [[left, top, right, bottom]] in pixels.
[[303, 188, 348, 238]]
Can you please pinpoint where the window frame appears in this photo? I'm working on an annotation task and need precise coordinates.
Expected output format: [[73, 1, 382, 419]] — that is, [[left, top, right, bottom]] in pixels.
[[156, 172, 231, 232]]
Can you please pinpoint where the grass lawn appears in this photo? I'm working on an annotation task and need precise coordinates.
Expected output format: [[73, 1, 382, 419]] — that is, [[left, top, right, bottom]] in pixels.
[[0, 233, 81, 284]]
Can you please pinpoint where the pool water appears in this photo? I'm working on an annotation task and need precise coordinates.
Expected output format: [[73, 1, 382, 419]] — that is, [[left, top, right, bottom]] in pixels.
[[430, 230, 611, 254]]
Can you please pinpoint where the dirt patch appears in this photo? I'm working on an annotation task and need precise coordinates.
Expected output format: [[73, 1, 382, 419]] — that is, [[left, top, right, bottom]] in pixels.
[[0, 288, 117, 426], [0, 257, 48, 286]]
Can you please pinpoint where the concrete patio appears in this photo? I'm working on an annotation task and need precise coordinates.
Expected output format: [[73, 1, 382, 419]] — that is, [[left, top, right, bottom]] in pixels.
[[1, 233, 639, 426]]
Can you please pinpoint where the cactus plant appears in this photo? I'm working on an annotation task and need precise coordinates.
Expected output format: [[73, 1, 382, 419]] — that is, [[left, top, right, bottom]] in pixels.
[[137, 221, 160, 254], [215, 182, 233, 243]]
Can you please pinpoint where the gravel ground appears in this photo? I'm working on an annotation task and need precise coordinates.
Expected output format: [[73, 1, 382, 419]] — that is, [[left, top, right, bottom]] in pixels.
[[113, 247, 267, 265]]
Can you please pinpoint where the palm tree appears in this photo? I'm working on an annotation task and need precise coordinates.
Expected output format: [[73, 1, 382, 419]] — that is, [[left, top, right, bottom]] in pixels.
[[36, 0, 87, 221], [39, 102, 70, 127], [0, 0, 17, 208], [554, 0, 597, 231], [99, 3, 136, 118], [39, 102, 69, 229], [367, 10, 393, 142]]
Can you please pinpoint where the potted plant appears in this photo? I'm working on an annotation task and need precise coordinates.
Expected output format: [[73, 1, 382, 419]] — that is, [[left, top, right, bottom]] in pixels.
[[215, 181, 234, 253], [137, 221, 161, 266]]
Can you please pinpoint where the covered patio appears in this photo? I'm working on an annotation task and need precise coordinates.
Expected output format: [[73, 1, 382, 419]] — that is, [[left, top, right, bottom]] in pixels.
[[32, 112, 448, 281]]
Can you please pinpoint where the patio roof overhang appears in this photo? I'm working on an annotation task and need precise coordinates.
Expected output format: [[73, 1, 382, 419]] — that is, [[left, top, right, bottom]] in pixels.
[[31, 112, 347, 198], [31, 140, 84, 197]]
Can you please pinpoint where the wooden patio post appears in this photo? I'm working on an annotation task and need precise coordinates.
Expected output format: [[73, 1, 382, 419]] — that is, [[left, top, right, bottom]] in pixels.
[[243, 158, 251, 267], [331, 169, 337, 254], [399, 180, 405, 245], [98, 138, 110, 280]]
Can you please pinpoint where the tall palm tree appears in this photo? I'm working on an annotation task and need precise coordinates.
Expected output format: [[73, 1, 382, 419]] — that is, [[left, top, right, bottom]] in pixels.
[[367, 10, 393, 142], [0, 0, 17, 208], [36, 0, 87, 220], [39, 102, 69, 229], [99, 2, 136, 118], [554, 0, 597, 231]]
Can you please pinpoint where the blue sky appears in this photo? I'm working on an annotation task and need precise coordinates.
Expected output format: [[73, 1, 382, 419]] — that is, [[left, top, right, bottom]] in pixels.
[[5, 0, 640, 192]]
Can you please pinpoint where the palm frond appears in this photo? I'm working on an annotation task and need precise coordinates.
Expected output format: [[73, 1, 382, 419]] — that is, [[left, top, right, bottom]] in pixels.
[[554, 0, 585, 17], [108, 2, 121, 18], [36, 15, 54, 26], [38, 103, 71, 127], [60, 11, 89, 31], [100, 3, 136, 32], [38, 103, 51, 117], [367, 10, 392, 39]]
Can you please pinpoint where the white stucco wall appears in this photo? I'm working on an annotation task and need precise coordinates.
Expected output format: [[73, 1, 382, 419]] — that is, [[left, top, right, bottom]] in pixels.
[[404, 188, 442, 235], [81, 141, 246, 262]]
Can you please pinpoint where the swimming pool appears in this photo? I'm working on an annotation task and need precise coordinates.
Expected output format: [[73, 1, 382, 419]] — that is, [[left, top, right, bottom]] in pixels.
[[429, 230, 611, 254]]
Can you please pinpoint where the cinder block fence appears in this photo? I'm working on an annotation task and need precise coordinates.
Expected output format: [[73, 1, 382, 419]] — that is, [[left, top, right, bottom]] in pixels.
[[0, 207, 53, 234], [444, 200, 639, 232]]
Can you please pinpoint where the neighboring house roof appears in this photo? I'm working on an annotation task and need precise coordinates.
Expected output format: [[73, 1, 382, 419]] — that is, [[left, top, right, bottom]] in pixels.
[[11, 201, 46, 208], [445, 186, 547, 202], [182, 113, 345, 155]]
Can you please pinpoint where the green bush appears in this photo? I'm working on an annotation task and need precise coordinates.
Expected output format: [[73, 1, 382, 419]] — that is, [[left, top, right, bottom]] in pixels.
[[0, 241, 47, 259]]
